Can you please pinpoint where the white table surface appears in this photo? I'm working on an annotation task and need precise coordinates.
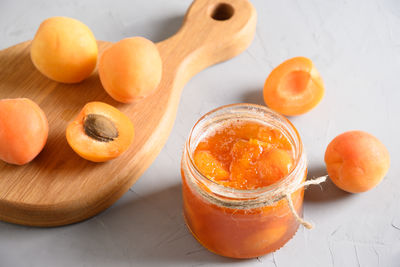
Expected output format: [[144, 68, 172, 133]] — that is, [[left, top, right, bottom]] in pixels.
[[1, 0, 399, 266]]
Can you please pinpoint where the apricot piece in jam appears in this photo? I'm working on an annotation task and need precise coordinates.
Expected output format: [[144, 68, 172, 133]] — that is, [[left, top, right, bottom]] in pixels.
[[194, 150, 229, 181], [193, 121, 294, 190]]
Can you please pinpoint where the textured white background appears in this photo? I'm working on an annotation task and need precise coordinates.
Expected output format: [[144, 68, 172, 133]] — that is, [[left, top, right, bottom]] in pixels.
[[1, 0, 400, 266]]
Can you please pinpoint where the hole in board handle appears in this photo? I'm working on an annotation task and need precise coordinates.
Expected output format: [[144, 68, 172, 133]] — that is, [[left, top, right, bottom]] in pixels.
[[211, 3, 234, 21]]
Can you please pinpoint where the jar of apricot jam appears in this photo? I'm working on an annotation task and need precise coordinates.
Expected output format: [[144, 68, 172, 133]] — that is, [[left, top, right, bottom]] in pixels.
[[181, 103, 307, 258]]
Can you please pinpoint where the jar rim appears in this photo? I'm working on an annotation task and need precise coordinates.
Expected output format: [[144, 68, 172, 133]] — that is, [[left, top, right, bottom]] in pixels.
[[184, 103, 306, 201]]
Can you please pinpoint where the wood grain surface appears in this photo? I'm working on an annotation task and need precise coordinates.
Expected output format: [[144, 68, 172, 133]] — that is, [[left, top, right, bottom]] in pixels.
[[0, 0, 256, 226]]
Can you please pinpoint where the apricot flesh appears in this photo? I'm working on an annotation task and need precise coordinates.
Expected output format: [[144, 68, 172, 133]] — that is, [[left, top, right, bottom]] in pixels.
[[98, 37, 162, 103], [31, 16, 98, 83], [325, 131, 390, 193], [263, 57, 324, 116], [0, 98, 48, 165]]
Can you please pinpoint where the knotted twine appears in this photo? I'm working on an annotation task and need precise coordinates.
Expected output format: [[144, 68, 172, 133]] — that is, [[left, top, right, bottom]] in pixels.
[[283, 175, 327, 229]]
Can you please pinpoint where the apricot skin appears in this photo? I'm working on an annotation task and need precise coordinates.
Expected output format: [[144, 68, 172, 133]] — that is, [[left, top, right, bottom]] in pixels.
[[0, 98, 48, 165], [98, 37, 162, 103], [31, 17, 98, 83], [324, 131, 390, 193]]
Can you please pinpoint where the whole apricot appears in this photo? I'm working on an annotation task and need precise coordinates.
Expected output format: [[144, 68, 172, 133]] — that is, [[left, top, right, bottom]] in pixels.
[[31, 17, 98, 83], [0, 98, 48, 165], [98, 37, 162, 103], [325, 131, 390, 193]]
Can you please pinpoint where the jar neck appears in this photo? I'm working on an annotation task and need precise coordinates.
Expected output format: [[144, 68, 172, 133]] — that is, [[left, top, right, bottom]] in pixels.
[[183, 144, 306, 209], [182, 103, 307, 209]]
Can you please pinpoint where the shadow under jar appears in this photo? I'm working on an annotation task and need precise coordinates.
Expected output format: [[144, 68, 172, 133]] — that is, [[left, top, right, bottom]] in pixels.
[[181, 103, 307, 258]]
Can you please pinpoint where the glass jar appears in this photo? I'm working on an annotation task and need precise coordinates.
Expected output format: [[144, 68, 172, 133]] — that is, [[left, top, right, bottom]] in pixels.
[[181, 103, 307, 258]]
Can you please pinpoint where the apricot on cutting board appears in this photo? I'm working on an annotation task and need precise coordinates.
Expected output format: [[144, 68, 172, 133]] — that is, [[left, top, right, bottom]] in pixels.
[[325, 131, 390, 193], [0, 98, 48, 165], [98, 37, 162, 103], [263, 57, 324, 116], [66, 102, 134, 162], [31, 16, 98, 83]]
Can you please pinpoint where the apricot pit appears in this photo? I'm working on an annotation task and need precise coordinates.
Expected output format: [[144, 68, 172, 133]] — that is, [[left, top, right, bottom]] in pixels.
[[84, 114, 118, 142]]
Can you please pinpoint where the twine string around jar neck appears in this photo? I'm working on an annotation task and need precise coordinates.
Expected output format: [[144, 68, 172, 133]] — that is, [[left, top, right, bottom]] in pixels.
[[283, 175, 327, 229]]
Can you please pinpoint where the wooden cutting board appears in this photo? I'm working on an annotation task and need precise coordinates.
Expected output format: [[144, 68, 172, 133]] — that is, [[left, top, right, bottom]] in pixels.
[[0, 0, 256, 226]]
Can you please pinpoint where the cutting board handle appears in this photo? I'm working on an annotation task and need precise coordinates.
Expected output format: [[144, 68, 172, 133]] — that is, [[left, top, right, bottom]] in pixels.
[[157, 0, 257, 87]]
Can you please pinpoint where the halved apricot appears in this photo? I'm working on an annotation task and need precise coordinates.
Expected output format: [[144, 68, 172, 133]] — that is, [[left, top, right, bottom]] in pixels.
[[66, 102, 134, 162], [263, 57, 324, 116]]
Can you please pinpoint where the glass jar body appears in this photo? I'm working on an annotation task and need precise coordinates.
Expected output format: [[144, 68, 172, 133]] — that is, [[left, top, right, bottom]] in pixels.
[[181, 104, 307, 259]]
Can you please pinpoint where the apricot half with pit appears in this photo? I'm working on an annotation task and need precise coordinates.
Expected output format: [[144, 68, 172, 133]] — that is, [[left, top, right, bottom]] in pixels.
[[66, 102, 134, 162]]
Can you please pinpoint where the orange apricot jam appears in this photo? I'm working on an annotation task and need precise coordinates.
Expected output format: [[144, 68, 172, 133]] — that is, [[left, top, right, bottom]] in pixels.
[[181, 104, 307, 258]]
